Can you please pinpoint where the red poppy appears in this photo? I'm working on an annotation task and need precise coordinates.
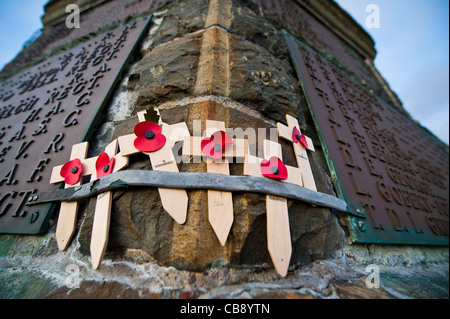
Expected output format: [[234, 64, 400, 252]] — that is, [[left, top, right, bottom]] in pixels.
[[60, 158, 83, 185], [95, 152, 115, 178], [292, 126, 308, 149], [133, 121, 166, 152], [201, 130, 233, 159], [260, 156, 288, 180]]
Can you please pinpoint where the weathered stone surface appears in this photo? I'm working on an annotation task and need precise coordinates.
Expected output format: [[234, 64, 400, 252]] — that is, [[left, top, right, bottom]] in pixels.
[[151, 0, 288, 59], [128, 31, 202, 107], [129, 25, 302, 123], [2, 238, 447, 299], [330, 280, 393, 299], [151, 0, 209, 46]]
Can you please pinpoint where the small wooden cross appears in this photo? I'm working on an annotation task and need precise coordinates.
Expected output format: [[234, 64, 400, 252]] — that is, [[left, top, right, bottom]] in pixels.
[[117, 110, 191, 224], [88, 139, 133, 269], [277, 114, 317, 191], [89, 139, 119, 270], [50, 142, 95, 251], [243, 139, 303, 277], [182, 120, 248, 246]]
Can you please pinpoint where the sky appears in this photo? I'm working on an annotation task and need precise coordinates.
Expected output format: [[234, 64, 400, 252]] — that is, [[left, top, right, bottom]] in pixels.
[[0, 0, 449, 144], [0, 0, 47, 70]]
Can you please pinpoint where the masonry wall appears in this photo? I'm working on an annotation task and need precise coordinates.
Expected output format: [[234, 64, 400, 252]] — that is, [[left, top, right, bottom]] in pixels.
[[0, 0, 448, 299]]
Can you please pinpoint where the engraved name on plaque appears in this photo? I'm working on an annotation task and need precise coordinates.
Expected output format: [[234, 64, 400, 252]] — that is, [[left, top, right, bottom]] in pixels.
[[0, 16, 151, 234], [284, 31, 449, 245]]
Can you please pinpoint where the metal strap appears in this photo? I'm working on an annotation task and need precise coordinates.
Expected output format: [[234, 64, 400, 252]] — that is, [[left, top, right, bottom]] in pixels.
[[27, 170, 348, 212]]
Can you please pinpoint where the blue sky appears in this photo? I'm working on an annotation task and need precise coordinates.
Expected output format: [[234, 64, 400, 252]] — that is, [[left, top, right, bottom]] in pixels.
[[0, 0, 449, 144], [0, 0, 47, 70]]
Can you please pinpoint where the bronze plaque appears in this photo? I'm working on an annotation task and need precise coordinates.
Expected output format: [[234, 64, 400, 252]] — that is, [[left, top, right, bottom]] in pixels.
[[285, 31, 449, 245], [0, 16, 151, 234]]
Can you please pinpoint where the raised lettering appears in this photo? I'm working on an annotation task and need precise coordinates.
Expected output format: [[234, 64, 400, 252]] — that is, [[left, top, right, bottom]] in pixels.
[[44, 133, 64, 154]]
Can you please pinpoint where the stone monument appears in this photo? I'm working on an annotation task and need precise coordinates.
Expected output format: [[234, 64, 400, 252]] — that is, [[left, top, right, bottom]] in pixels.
[[0, 0, 448, 299]]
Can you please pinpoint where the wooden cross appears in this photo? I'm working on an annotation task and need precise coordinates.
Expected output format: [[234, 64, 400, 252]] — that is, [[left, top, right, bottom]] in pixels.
[[88, 139, 131, 269], [89, 139, 118, 270], [243, 139, 303, 277], [117, 110, 191, 224], [277, 114, 317, 191], [182, 120, 248, 246], [50, 142, 96, 251]]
